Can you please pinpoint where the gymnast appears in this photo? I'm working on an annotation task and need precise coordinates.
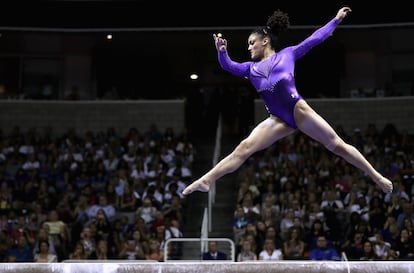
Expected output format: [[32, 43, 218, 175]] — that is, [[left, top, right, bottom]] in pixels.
[[182, 6, 393, 196]]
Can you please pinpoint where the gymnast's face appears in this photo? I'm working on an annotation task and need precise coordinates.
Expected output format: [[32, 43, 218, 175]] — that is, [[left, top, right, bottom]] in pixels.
[[248, 33, 266, 61]]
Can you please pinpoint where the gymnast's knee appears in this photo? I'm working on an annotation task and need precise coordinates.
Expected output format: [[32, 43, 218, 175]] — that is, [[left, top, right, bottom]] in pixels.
[[325, 138, 341, 152], [236, 139, 254, 157]]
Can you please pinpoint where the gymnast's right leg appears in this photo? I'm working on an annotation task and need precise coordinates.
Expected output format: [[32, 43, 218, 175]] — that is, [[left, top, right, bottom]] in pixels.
[[182, 116, 295, 195]]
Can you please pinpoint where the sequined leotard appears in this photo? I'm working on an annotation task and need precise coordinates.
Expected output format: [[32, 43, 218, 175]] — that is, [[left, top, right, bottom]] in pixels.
[[218, 18, 339, 128]]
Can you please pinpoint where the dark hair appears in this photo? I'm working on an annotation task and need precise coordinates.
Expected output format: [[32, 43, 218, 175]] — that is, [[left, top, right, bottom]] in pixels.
[[38, 239, 50, 252], [252, 9, 290, 49]]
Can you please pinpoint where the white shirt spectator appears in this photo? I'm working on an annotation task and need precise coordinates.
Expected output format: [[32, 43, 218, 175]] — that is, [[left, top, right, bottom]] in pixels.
[[135, 197, 158, 225], [166, 166, 191, 178], [21, 155, 40, 171], [259, 248, 283, 260], [103, 154, 119, 173], [19, 145, 34, 155], [164, 219, 183, 240]]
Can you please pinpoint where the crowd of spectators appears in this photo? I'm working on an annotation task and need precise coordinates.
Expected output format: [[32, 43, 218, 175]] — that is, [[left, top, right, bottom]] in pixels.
[[0, 124, 193, 262], [1, 120, 414, 263], [232, 123, 414, 261]]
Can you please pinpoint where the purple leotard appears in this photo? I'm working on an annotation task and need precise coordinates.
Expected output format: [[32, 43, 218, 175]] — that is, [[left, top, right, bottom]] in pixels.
[[218, 18, 339, 128]]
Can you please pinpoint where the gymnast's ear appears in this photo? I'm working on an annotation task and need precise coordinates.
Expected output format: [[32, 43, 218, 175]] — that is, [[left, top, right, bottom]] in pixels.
[[262, 36, 270, 46]]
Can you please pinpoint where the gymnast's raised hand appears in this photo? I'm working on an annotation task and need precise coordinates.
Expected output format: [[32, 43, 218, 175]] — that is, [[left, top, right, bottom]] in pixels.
[[213, 33, 227, 51]]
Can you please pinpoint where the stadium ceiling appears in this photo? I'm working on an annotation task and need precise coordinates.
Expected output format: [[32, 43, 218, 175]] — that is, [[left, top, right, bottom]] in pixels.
[[0, 1, 412, 29]]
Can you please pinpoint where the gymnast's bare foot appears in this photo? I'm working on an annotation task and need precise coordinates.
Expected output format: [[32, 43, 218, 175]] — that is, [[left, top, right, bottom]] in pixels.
[[182, 178, 212, 195], [376, 177, 393, 193]]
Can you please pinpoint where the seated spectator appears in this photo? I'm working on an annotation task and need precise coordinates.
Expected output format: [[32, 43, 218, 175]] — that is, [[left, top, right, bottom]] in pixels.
[[88, 239, 114, 260], [359, 240, 379, 260], [43, 209, 71, 261], [162, 194, 184, 225], [87, 194, 116, 223], [396, 202, 414, 230], [154, 225, 167, 253], [254, 221, 267, 252], [240, 191, 261, 221], [283, 227, 305, 260], [164, 182, 184, 203], [381, 216, 400, 244], [79, 226, 96, 258], [258, 238, 283, 261], [261, 193, 280, 221], [369, 231, 391, 260], [32, 227, 57, 258], [10, 214, 36, 246], [344, 231, 365, 260], [237, 239, 257, 262], [103, 149, 120, 175], [232, 206, 254, 246], [71, 194, 90, 243], [91, 209, 112, 241], [165, 171, 187, 196], [145, 238, 164, 261], [6, 236, 34, 262], [165, 218, 183, 260], [304, 219, 326, 251], [309, 235, 340, 261], [33, 240, 58, 262], [279, 209, 295, 241], [131, 217, 151, 243], [118, 230, 147, 260], [166, 160, 192, 181], [203, 241, 227, 260], [392, 228, 414, 260], [303, 201, 324, 231], [68, 241, 88, 260], [150, 210, 166, 236], [402, 217, 414, 237], [142, 185, 163, 211], [135, 197, 158, 229], [238, 233, 257, 257], [320, 189, 345, 242], [261, 225, 283, 251], [262, 207, 277, 229], [21, 153, 40, 172]]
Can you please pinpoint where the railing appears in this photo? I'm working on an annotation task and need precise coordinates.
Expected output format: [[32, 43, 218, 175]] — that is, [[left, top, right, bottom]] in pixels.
[[208, 114, 223, 232], [164, 237, 235, 262], [4, 261, 414, 273], [200, 207, 209, 251]]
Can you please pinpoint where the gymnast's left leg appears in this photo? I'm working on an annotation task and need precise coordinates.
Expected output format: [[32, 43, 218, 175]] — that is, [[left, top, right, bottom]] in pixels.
[[294, 100, 393, 193]]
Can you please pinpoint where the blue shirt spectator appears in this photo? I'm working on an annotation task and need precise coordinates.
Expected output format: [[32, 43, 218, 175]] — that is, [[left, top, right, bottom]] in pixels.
[[6, 236, 34, 262], [309, 235, 340, 261]]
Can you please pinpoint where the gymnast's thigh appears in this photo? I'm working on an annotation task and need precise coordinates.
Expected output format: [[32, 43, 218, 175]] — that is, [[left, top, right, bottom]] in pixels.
[[294, 100, 339, 146], [245, 116, 295, 151]]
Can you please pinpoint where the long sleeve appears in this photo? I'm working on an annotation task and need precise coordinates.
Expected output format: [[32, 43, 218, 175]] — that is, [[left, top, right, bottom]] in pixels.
[[217, 50, 251, 78], [292, 18, 339, 60]]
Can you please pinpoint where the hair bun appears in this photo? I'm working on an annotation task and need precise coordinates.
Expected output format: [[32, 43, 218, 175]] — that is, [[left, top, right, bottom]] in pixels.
[[266, 9, 290, 36]]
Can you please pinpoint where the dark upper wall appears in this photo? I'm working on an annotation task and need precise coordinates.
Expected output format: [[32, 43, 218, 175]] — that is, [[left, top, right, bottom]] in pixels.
[[0, 100, 186, 136], [0, 2, 412, 28], [1, 26, 414, 99]]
